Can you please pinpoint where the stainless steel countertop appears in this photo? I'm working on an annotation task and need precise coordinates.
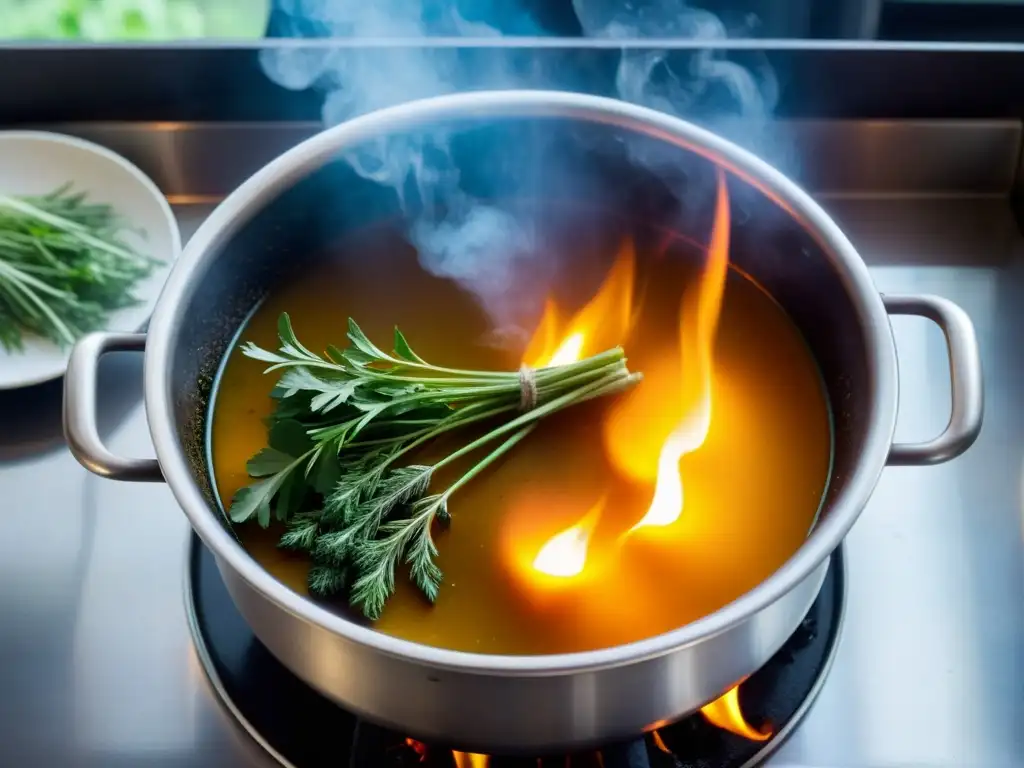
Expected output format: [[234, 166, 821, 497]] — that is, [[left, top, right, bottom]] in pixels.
[[1, 123, 1022, 767]]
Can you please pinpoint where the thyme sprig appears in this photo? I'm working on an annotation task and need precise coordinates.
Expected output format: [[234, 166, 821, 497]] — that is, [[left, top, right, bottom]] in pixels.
[[229, 313, 641, 619]]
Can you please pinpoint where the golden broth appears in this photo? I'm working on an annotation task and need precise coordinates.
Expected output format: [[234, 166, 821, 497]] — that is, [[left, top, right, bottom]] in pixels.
[[209, 230, 831, 655]]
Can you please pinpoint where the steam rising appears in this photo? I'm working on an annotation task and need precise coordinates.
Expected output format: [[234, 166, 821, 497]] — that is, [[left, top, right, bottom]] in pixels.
[[574, 0, 776, 121], [261, 0, 777, 338]]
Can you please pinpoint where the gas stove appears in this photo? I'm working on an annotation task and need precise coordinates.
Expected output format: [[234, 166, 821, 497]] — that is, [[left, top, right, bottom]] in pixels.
[[0, 68, 1022, 768], [188, 537, 844, 768]]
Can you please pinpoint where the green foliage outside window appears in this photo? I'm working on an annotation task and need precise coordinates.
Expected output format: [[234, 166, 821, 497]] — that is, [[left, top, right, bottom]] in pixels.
[[0, 0, 268, 40]]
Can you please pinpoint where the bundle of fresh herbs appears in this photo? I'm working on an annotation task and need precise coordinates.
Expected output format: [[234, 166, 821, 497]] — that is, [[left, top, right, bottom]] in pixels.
[[230, 314, 642, 619], [0, 183, 158, 351]]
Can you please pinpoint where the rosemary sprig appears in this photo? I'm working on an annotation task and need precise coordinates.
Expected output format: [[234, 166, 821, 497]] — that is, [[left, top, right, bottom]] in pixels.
[[229, 313, 641, 619], [0, 183, 158, 350], [348, 425, 536, 619]]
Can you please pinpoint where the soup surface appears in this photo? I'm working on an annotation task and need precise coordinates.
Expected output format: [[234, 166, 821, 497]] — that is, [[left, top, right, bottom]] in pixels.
[[209, 228, 831, 655]]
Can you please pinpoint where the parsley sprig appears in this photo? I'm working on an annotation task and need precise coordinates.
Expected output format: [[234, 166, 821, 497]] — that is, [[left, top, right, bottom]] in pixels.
[[229, 313, 641, 619]]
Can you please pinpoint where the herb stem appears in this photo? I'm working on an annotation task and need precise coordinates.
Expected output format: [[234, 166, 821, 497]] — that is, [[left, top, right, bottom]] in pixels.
[[231, 313, 643, 618], [432, 370, 632, 473], [382, 398, 517, 466], [534, 361, 628, 395], [0, 195, 145, 263], [0, 185, 157, 351], [444, 424, 537, 499], [355, 344, 626, 385]]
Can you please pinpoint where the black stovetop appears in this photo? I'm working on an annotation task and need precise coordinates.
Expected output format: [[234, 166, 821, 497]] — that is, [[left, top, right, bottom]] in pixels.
[[188, 538, 844, 768]]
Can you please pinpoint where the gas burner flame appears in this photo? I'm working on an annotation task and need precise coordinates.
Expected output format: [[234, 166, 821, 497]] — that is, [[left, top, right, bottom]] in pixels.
[[406, 738, 491, 766], [700, 684, 772, 741], [410, 681, 767, 768], [452, 751, 490, 767], [651, 730, 672, 753], [405, 737, 428, 761]]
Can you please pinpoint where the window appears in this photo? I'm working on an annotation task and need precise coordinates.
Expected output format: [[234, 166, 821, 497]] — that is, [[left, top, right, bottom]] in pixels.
[[880, 0, 1024, 41], [0, 0, 270, 40], [3, 0, 1024, 43]]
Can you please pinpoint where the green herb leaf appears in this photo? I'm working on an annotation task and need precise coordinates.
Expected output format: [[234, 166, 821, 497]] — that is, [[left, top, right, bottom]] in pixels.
[[246, 447, 296, 478], [311, 526, 361, 565], [277, 368, 361, 413], [278, 312, 318, 360], [347, 492, 447, 619], [347, 317, 388, 359], [311, 384, 360, 413], [268, 419, 314, 456], [0, 185, 158, 351], [325, 344, 348, 365], [230, 478, 280, 527], [360, 465, 432, 518], [322, 469, 373, 524], [268, 388, 315, 421], [279, 512, 321, 552], [349, 534, 403, 620], [393, 326, 427, 364], [310, 450, 342, 496], [406, 520, 443, 602], [274, 471, 307, 522], [308, 563, 350, 597], [341, 347, 375, 367], [276, 367, 327, 396], [240, 343, 291, 366], [233, 312, 641, 619]]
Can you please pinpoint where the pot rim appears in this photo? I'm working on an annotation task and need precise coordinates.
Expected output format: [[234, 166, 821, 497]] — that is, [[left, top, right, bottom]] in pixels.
[[146, 89, 897, 676]]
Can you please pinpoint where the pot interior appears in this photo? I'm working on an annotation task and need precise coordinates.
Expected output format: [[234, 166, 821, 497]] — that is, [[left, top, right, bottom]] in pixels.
[[170, 115, 872, 628]]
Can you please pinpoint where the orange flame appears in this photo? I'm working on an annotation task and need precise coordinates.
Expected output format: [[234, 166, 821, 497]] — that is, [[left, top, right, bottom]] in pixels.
[[700, 684, 771, 741], [405, 738, 428, 761], [523, 239, 636, 368], [523, 241, 635, 580], [452, 751, 490, 767], [532, 497, 605, 578], [522, 297, 562, 367], [626, 170, 730, 534], [651, 730, 672, 753]]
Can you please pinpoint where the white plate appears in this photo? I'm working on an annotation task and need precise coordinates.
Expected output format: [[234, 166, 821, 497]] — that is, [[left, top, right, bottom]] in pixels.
[[0, 131, 180, 390]]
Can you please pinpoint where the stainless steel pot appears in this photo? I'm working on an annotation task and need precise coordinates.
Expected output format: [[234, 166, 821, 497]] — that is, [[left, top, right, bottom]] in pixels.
[[62, 90, 984, 752]]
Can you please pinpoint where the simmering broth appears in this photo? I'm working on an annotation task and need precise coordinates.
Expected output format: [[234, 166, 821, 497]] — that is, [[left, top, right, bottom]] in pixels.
[[208, 227, 831, 655]]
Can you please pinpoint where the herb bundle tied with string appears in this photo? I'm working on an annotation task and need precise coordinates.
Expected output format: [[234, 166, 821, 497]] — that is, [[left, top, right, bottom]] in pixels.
[[228, 313, 641, 619]]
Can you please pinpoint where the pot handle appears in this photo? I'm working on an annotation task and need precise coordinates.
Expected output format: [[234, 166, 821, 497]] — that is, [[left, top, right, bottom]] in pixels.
[[63, 332, 164, 482], [883, 294, 984, 466]]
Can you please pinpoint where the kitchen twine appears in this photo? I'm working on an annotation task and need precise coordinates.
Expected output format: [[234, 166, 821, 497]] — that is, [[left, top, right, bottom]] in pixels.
[[518, 363, 538, 411]]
